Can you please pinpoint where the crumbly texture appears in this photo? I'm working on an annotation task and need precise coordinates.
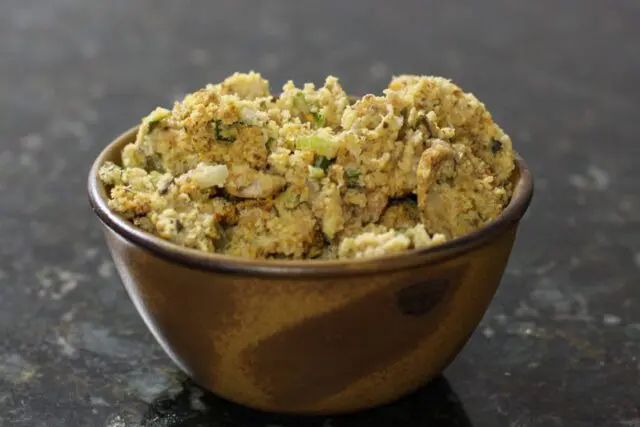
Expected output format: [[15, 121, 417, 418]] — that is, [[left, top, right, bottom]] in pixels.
[[99, 72, 516, 260]]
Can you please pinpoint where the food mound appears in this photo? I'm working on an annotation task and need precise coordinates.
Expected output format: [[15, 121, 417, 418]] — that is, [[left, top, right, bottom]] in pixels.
[[99, 72, 516, 260]]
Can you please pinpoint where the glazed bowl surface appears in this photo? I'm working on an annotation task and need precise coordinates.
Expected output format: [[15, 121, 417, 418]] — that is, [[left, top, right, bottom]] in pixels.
[[88, 127, 533, 414]]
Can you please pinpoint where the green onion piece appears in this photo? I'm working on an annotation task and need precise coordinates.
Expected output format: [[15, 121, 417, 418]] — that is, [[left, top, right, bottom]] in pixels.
[[346, 168, 360, 178], [314, 155, 332, 170], [265, 137, 276, 150], [213, 120, 237, 143], [145, 154, 164, 172], [313, 111, 326, 128], [491, 139, 503, 154], [346, 167, 360, 186], [145, 108, 170, 132]]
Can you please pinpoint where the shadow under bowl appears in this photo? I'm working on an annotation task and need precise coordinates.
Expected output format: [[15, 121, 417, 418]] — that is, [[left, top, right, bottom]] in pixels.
[[88, 127, 533, 415]]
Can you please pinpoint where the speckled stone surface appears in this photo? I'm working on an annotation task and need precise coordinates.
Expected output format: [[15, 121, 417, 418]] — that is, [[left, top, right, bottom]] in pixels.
[[1, 0, 639, 426]]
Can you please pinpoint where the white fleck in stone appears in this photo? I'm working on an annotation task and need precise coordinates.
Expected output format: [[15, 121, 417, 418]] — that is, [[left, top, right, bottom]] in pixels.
[[506, 321, 541, 337], [189, 387, 207, 412], [534, 261, 556, 276], [98, 260, 114, 279], [36, 269, 55, 289], [19, 153, 35, 168], [52, 279, 78, 300], [90, 396, 110, 407], [569, 174, 588, 189], [36, 267, 85, 300], [603, 314, 622, 326], [514, 301, 540, 318], [105, 415, 126, 427], [61, 309, 75, 323], [482, 326, 495, 339], [0, 353, 37, 384], [68, 323, 148, 359], [20, 133, 44, 150], [620, 418, 640, 427], [494, 314, 508, 325], [127, 368, 183, 404], [587, 165, 610, 190], [56, 335, 77, 357], [506, 267, 522, 277], [86, 247, 100, 260]]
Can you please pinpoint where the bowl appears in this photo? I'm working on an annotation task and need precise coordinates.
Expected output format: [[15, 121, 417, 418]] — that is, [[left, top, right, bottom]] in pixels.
[[88, 127, 533, 414]]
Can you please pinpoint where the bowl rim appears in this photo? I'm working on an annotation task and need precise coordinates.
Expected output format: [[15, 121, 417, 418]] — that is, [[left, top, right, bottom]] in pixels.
[[88, 127, 533, 277]]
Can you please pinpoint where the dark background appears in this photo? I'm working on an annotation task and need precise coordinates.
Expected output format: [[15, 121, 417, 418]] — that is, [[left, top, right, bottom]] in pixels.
[[1, 0, 639, 426]]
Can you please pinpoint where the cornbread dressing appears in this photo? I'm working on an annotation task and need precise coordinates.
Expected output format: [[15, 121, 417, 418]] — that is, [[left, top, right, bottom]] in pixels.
[[99, 72, 516, 260]]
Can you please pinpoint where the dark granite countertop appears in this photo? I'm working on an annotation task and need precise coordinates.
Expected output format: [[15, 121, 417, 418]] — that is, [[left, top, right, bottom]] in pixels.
[[1, 0, 639, 426]]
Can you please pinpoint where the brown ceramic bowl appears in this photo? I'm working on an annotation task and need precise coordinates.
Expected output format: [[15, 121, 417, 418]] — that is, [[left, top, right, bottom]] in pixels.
[[88, 127, 533, 415]]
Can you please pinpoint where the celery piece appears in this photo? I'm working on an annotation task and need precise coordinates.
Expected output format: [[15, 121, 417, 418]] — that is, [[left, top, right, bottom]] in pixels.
[[313, 111, 326, 128], [308, 166, 326, 179], [295, 134, 337, 158]]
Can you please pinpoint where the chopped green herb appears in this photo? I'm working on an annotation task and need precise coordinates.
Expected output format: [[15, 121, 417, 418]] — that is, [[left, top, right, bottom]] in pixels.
[[420, 115, 433, 137], [491, 139, 503, 154], [145, 108, 170, 132], [346, 167, 361, 186], [212, 223, 228, 251], [145, 154, 164, 172], [313, 111, 326, 128], [314, 155, 332, 170], [148, 122, 161, 132], [213, 120, 238, 143], [265, 137, 276, 150], [157, 177, 174, 195], [346, 168, 360, 178]]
